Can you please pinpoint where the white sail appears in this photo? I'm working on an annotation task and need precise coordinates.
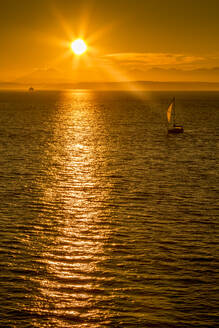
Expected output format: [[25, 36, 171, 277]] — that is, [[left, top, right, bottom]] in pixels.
[[167, 102, 173, 123], [167, 97, 183, 133]]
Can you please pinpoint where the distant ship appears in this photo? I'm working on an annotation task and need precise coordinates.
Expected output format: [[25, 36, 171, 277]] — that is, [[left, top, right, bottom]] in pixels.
[[167, 97, 184, 134], [28, 87, 34, 92]]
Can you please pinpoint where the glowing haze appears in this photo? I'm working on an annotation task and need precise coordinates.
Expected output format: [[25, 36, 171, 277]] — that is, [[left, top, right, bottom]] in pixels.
[[1, 0, 219, 87]]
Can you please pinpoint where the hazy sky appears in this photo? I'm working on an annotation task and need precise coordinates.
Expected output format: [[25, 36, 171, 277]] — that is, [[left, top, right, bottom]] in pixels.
[[1, 0, 219, 83]]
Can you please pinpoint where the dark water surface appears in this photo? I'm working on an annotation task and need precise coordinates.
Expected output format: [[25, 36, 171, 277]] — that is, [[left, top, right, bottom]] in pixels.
[[0, 90, 218, 327]]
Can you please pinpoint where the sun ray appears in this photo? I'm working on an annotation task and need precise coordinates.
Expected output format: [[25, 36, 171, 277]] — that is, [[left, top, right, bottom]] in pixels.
[[89, 55, 146, 97], [50, 4, 76, 40], [49, 49, 73, 68], [35, 4, 147, 96], [86, 22, 116, 45]]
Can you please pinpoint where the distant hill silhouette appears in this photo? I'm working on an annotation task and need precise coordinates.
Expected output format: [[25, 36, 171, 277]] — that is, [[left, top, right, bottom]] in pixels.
[[1, 80, 219, 91]]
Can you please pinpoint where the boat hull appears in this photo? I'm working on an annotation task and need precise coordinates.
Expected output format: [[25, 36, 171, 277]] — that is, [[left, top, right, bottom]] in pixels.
[[168, 126, 184, 134]]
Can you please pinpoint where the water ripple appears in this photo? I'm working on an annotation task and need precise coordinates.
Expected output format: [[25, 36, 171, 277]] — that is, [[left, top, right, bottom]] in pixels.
[[0, 91, 218, 327]]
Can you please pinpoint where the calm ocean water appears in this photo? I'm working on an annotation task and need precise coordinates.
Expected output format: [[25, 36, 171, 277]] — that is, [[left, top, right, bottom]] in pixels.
[[0, 90, 218, 328]]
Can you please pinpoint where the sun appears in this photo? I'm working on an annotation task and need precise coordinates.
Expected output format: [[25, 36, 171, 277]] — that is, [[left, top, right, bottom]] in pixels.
[[71, 39, 87, 55]]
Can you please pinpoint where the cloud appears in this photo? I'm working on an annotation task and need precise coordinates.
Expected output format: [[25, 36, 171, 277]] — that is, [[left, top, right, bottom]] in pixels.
[[12, 53, 219, 84], [104, 52, 206, 69], [102, 52, 219, 82]]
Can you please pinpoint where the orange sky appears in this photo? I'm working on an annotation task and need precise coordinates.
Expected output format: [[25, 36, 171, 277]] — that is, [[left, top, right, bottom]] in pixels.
[[1, 0, 219, 84]]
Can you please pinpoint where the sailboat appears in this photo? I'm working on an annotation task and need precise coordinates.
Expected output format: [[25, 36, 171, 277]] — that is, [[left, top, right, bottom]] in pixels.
[[167, 97, 184, 134]]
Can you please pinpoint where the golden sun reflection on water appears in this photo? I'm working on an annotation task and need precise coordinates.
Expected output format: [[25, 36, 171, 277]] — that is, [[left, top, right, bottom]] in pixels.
[[30, 91, 113, 325]]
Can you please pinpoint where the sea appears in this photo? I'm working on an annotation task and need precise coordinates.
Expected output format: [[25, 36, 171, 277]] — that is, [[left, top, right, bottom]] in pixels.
[[0, 90, 218, 328]]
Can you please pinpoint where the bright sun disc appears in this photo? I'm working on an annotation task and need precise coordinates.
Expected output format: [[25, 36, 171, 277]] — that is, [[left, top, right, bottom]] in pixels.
[[71, 39, 87, 55]]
